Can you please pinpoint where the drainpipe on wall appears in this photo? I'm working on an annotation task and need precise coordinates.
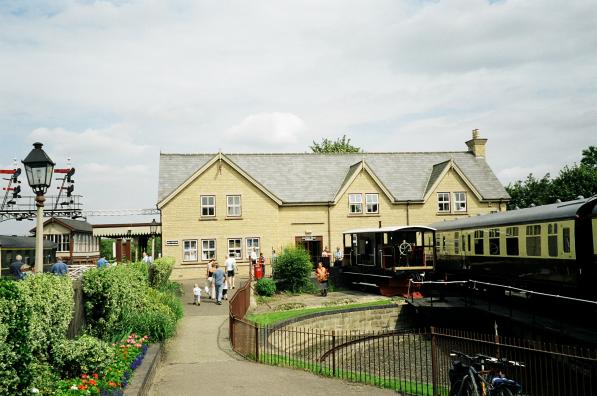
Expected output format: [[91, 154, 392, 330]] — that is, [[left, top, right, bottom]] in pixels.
[[406, 201, 410, 226], [327, 202, 332, 249]]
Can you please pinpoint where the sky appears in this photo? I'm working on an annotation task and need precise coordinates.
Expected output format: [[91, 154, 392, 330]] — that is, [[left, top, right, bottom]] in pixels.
[[1, 0, 596, 234]]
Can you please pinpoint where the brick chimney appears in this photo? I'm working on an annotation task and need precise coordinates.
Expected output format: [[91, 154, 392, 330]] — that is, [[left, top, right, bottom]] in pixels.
[[465, 129, 488, 158]]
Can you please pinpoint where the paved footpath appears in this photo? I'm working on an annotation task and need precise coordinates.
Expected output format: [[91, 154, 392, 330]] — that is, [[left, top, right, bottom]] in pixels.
[[148, 277, 396, 396]]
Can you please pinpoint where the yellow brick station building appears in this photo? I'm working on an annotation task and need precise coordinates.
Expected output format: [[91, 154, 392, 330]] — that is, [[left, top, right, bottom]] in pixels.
[[157, 130, 509, 274]]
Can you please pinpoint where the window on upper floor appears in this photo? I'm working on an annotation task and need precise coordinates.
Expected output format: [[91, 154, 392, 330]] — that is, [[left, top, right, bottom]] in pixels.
[[437, 192, 450, 213], [201, 195, 215, 217], [227, 195, 241, 217], [183, 240, 198, 262], [349, 194, 363, 214], [365, 193, 379, 214], [201, 239, 216, 261], [453, 192, 467, 212]]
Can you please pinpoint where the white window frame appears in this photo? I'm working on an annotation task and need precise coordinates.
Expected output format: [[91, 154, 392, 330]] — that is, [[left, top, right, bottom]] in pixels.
[[365, 193, 379, 214], [437, 192, 450, 213], [183, 240, 198, 262], [453, 192, 467, 212], [228, 238, 242, 259], [349, 194, 363, 214], [201, 239, 216, 261], [245, 237, 260, 259], [201, 195, 215, 217], [227, 195, 242, 217]]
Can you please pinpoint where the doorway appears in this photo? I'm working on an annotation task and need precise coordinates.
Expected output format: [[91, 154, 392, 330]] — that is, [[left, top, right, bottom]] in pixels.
[[295, 236, 322, 266]]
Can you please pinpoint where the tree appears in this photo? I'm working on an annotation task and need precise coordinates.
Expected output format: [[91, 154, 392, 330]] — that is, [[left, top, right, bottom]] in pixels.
[[506, 173, 553, 209], [310, 135, 361, 153], [272, 246, 313, 292], [581, 146, 597, 169]]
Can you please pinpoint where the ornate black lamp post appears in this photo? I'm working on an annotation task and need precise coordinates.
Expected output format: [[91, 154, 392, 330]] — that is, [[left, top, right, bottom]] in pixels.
[[22, 142, 55, 273], [149, 218, 158, 258]]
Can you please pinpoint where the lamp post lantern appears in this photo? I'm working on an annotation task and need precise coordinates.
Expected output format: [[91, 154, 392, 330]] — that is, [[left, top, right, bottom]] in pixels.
[[149, 218, 158, 258], [22, 142, 55, 274]]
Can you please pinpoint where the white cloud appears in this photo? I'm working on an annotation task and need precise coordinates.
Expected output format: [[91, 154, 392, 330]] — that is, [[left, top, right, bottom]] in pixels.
[[225, 112, 306, 149]]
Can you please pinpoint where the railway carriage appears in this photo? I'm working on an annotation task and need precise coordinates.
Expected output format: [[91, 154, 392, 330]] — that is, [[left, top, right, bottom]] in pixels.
[[430, 196, 597, 299], [341, 225, 437, 295], [0, 235, 57, 277]]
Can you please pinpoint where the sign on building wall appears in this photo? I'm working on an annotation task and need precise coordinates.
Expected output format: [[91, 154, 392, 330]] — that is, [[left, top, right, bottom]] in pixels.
[[165, 240, 179, 246]]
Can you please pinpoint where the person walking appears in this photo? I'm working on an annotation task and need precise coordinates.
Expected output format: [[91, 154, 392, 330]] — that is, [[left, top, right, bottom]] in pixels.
[[50, 259, 68, 276], [10, 255, 24, 280], [206, 259, 216, 299], [225, 253, 237, 289], [97, 256, 109, 268], [142, 251, 153, 265], [315, 262, 329, 297], [192, 283, 201, 306], [212, 263, 227, 305]]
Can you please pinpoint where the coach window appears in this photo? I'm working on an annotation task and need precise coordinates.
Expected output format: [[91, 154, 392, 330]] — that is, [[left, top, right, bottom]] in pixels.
[[461, 234, 466, 252], [474, 230, 484, 255], [506, 227, 519, 255], [454, 232, 460, 254], [467, 234, 471, 252], [562, 227, 571, 253], [548, 223, 558, 257], [526, 225, 541, 256], [488, 228, 500, 255]]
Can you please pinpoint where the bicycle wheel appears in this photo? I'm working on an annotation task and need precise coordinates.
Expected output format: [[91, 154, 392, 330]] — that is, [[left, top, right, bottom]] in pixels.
[[457, 376, 478, 396], [492, 388, 514, 396]]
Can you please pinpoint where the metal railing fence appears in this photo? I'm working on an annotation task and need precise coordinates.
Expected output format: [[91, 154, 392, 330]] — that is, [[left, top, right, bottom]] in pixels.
[[229, 293, 597, 395]]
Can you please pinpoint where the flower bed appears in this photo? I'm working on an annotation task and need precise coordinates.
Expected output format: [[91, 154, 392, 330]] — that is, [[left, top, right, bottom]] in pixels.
[[56, 333, 150, 395]]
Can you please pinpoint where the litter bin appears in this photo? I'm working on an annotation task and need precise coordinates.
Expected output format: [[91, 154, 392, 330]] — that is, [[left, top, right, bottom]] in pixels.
[[254, 264, 263, 280]]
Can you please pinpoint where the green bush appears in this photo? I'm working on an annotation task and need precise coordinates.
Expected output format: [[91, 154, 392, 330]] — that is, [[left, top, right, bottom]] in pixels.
[[147, 287, 184, 321], [53, 335, 115, 378], [16, 274, 74, 362], [255, 278, 277, 296], [149, 257, 175, 289], [0, 280, 33, 395], [82, 264, 149, 340], [272, 246, 313, 292], [122, 302, 177, 342], [29, 361, 60, 395]]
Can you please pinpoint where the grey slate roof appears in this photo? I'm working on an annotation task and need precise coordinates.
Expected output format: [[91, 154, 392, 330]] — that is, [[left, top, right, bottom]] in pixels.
[[158, 151, 510, 204], [32, 218, 93, 233]]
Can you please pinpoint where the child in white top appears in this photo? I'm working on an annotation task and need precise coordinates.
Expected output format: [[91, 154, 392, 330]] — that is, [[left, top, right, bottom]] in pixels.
[[222, 281, 229, 300], [193, 283, 201, 306]]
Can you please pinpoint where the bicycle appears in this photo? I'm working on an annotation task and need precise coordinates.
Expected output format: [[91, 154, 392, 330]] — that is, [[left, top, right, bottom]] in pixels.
[[448, 351, 523, 396]]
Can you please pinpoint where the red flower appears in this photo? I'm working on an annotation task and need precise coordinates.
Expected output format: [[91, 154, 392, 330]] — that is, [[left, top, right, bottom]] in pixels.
[[81, 374, 88, 379], [92, 373, 99, 379]]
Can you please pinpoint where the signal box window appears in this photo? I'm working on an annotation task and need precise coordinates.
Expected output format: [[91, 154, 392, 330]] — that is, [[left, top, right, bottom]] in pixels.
[[349, 194, 363, 214], [201, 195, 215, 217], [563, 227, 571, 253], [474, 230, 484, 255], [437, 192, 450, 213], [548, 223, 558, 257], [183, 240, 198, 262], [453, 192, 467, 212], [227, 195, 241, 217], [365, 193, 379, 214], [506, 227, 519, 256], [201, 239, 216, 261], [526, 225, 541, 256], [489, 228, 500, 255], [228, 238, 242, 259]]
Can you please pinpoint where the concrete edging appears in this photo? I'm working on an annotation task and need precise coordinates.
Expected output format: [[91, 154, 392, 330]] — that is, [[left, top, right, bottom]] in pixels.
[[123, 343, 163, 396]]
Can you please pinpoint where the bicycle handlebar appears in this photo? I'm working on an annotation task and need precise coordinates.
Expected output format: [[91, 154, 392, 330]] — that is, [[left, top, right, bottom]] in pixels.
[[450, 351, 525, 368]]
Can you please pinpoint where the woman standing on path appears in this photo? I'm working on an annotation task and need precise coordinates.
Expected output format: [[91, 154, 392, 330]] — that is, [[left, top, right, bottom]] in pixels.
[[315, 262, 329, 296], [206, 259, 216, 299]]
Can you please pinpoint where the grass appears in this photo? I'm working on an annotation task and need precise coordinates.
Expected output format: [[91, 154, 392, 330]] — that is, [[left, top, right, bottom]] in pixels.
[[257, 353, 447, 396], [246, 298, 394, 326]]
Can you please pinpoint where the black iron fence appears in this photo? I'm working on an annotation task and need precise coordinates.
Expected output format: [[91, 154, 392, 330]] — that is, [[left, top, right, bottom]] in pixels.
[[229, 303, 597, 395]]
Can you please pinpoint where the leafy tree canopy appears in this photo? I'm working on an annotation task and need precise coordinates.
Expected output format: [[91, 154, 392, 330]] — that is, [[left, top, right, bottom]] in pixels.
[[310, 135, 361, 153], [506, 146, 597, 209]]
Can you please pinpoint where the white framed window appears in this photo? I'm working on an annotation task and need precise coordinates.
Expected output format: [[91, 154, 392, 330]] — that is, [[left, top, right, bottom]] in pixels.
[[201, 239, 216, 261], [349, 194, 362, 214], [365, 193, 379, 214], [46, 234, 70, 252], [453, 192, 467, 212], [183, 240, 198, 262], [437, 192, 450, 213], [227, 195, 241, 217], [245, 237, 260, 259], [228, 238, 242, 259], [201, 195, 215, 217]]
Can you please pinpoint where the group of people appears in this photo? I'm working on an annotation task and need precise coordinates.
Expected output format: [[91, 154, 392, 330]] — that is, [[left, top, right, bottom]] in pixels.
[[195, 253, 237, 305], [10, 255, 69, 280], [321, 246, 344, 268]]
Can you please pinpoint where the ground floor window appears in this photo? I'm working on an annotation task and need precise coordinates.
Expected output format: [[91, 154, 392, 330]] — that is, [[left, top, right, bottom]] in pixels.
[[228, 238, 242, 259], [183, 240, 198, 262], [201, 239, 216, 260], [246, 237, 260, 259]]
